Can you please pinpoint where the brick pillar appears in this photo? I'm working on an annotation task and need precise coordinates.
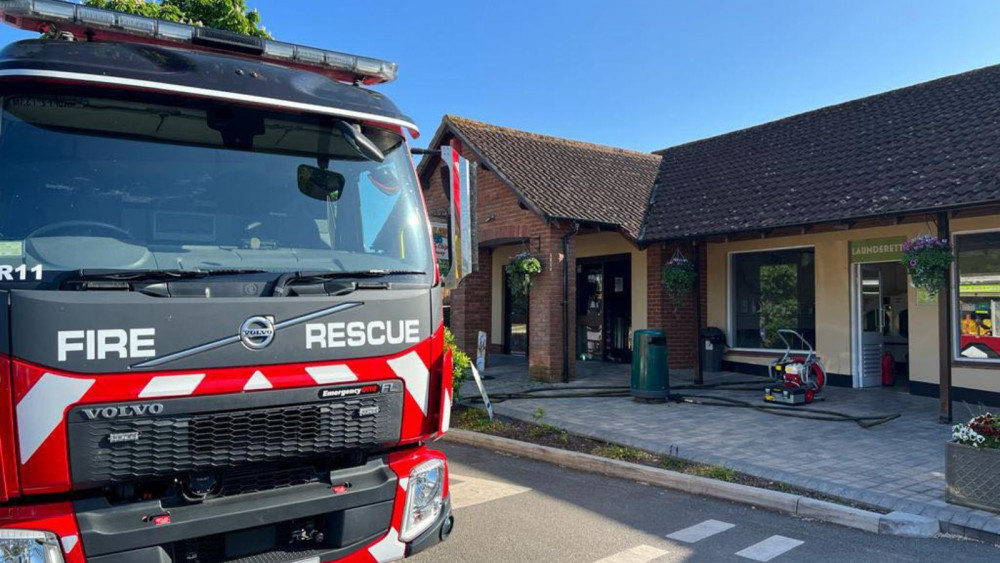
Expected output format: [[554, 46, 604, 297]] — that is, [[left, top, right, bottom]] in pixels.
[[527, 227, 576, 382], [659, 242, 699, 370], [647, 244, 666, 334], [449, 247, 492, 354]]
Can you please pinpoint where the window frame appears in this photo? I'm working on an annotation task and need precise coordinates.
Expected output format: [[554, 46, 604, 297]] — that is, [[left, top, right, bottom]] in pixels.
[[726, 244, 817, 353], [951, 227, 1000, 364]]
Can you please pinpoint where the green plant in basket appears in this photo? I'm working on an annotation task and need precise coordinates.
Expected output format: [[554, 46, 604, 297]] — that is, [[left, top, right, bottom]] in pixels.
[[901, 235, 953, 298], [661, 255, 696, 311]]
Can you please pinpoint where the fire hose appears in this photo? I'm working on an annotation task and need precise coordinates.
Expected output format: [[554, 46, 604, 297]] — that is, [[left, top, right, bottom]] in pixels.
[[463, 382, 902, 429]]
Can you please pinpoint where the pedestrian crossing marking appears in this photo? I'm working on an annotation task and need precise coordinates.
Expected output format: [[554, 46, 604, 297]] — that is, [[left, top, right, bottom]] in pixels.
[[735, 535, 804, 561], [449, 473, 531, 510], [666, 519, 736, 543], [593, 544, 668, 563]]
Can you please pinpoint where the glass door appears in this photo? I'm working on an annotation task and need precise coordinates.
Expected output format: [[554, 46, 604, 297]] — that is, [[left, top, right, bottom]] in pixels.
[[858, 264, 884, 388], [503, 266, 529, 355], [576, 262, 605, 361]]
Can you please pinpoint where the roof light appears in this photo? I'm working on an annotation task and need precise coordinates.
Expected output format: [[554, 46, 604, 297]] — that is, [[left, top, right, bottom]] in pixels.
[[0, 0, 398, 84]]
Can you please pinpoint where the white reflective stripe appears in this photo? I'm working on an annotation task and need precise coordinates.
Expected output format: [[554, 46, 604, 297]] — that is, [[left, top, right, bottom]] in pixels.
[[138, 374, 205, 398], [244, 370, 273, 391], [735, 535, 804, 562], [0, 69, 420, 135], [593, 545, 668, 563], [387, 352, 429, 414], [398, 477, 409, 492], [16, 373, 94, 464], [367, 527, 406, 562], [305, 364, 357, 385], [667, 519, 735, 543], [61, 534, 79, 553], [441, 389, 452, 433]]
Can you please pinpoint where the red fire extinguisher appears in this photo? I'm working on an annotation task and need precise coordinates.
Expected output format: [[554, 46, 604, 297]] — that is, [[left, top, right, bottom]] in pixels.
[[881, 352, 895, 386]]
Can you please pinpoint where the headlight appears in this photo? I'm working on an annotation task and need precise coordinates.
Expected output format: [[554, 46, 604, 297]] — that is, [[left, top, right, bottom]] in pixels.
[[398, 459, 445, 542], [0, 529, 64, 563]]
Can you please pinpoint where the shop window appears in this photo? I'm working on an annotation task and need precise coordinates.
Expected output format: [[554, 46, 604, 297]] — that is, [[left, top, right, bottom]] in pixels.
[[730, 248, 816, 349], [955, 231, 1000, 361]]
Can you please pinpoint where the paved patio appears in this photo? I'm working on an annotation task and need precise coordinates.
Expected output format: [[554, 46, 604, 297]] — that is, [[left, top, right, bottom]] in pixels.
[[460, 356, 1000, 540]]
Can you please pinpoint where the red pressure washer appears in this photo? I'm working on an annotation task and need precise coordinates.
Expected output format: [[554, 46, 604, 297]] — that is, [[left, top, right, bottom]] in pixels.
[[765, 329, 826, 405]]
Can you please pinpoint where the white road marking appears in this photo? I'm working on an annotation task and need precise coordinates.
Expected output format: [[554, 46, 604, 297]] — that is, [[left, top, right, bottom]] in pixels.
[[666, 519, 736, 543], [449, 473, 531, 510], [735, 535, 804, 561], [593, 544, 668, 563]]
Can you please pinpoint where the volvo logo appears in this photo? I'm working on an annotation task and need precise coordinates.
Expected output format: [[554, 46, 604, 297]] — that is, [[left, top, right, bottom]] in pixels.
[[82, 403, 164, 420], [240, 316, 276, 350]]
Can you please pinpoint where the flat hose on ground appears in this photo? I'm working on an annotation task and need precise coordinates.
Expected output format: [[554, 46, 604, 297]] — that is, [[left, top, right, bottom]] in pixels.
[[463, 382, 902, 429]]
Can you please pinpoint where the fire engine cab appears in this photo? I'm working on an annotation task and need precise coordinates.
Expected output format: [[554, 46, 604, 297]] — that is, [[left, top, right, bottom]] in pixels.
[[0, 1, 470, 561]]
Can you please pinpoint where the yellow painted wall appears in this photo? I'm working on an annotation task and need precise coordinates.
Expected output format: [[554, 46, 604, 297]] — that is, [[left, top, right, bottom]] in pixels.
[[705, 224, 935, 382], [490, 245, 521, 346], [575, 232, 649, 332], [951, 214, 1000, 393], [706, 214, 1000, 393], [488, 233, 649, 347]]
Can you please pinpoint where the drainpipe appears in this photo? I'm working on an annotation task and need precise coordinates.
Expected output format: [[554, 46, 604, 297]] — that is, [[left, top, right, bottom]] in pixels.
[[562, 222, 580, 383], [692, 240, 703, 385]]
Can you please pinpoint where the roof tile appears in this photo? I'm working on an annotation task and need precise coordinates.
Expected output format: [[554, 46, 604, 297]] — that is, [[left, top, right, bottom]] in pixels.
[[440, 116, 662, 239], [642, 64, 1000, 242]]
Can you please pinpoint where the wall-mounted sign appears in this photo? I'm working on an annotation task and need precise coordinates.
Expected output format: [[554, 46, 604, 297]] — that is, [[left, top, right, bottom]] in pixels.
[[850, 236, 906, 263], [960, 284, 1000, 295]]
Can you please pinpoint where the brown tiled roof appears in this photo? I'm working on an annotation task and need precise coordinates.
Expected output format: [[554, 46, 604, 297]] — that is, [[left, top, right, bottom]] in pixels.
[[641, 64, 1000, 243], [423, 115, 662, 240]]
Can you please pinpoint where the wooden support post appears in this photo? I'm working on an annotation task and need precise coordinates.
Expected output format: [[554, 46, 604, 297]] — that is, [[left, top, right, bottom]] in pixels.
[[938, 212, 953, 424]]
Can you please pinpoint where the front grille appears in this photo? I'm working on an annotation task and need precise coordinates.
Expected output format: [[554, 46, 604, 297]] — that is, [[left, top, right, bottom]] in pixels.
[[68, 383, 402, 489], [218, 463, 326, 498]]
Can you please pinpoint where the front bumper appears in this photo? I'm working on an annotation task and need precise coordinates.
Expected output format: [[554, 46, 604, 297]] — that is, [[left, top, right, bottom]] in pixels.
[[0, 447, 450, 563]]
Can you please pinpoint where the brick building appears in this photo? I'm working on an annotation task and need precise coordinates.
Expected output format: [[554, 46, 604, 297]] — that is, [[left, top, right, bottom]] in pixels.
[[418, 116, 666, 382], [422, 63, 1000, 415]]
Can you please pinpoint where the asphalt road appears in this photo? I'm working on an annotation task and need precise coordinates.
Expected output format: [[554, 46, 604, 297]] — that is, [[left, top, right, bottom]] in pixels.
[[411, 442, 999, 563]]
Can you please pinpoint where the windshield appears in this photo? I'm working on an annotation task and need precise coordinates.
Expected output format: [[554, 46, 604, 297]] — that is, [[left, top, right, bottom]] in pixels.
[[0, 93, 432, 284]]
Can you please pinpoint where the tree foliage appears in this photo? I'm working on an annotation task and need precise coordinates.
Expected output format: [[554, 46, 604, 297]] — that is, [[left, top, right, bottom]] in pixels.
[[84, 0, 271, 38], [759, 264, 798, 348]]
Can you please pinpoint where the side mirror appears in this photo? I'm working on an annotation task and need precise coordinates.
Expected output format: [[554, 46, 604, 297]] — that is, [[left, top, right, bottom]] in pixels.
[[441, 143, 475, 289], [297, 165, 345, 201]]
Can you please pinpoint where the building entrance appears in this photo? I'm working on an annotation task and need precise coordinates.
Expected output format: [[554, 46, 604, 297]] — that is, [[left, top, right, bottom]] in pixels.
[[853, 261, 910, 388], [576, 255, 632, 363]]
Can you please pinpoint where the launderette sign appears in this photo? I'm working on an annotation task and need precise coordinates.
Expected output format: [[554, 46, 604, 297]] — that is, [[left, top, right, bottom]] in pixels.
[[850, 236, 906, 263]]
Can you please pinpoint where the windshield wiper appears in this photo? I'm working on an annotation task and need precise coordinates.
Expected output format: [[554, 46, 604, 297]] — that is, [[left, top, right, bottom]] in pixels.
[[272, 269, 426, 296], [57, 268, 269, 288]]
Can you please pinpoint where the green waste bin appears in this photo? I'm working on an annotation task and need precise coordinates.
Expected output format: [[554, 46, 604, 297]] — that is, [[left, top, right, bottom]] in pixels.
[[631, 329, 669, 403]]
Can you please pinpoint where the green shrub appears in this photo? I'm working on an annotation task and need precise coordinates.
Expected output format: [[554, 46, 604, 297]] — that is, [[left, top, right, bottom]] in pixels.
[[445, 328, 471, 399]]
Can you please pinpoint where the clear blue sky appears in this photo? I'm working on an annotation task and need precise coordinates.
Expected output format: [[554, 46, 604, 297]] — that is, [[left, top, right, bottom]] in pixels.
[[3, 1, 1000, 152]]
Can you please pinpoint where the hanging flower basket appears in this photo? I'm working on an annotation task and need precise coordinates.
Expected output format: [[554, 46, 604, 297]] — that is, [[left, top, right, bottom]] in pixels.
[[662, 255, 696, 311], [507, 252, 542, 300], [901, 235, 954, 298]]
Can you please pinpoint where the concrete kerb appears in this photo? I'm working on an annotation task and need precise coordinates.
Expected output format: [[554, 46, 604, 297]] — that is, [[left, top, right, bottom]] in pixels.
[[443, 429, 939, 538]]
